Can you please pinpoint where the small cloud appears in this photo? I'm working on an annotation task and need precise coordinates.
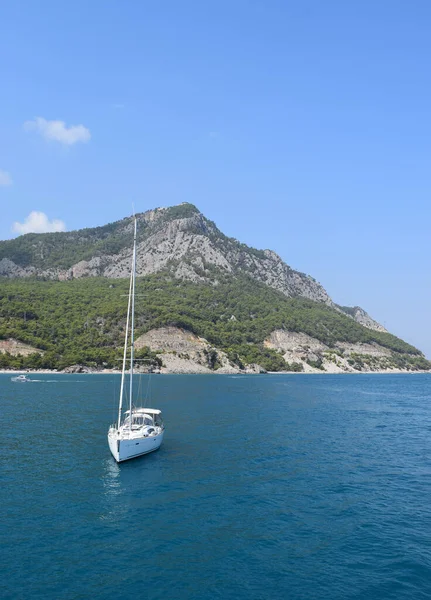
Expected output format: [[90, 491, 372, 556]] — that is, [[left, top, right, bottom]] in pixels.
[[24, 117, 91, 146], [12, 211, 66, 235], [0, 169, 12, 186], [209, 131, 219, 139], [112, 103, 125, 109]]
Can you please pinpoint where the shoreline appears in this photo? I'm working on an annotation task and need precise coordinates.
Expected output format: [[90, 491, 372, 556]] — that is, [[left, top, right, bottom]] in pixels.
[[1, 368, 430, 375]]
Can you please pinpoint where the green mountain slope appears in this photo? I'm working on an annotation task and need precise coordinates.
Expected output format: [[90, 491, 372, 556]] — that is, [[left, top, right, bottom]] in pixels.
[[0, 273, 429, 372]]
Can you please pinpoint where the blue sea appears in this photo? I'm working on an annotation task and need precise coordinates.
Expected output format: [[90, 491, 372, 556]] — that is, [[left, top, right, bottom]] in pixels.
[[1, 373, 431, 599]]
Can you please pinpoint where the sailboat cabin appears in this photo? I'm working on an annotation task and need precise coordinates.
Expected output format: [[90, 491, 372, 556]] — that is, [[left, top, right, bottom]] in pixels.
[[123, 408, 164, 430]]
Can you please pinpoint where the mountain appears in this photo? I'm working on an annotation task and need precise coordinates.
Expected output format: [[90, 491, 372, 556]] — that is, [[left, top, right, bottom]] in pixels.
[[0, 203, 381, 330], [0, 203, 429, 373]]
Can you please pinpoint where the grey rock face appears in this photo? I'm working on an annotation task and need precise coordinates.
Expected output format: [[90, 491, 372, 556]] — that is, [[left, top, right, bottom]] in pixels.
[[0, 258, 36, 278], [337, 305, 387, 333], [264, 330, 396, 373], [134, 326, 240, 374], [348, 307, 387, 333]]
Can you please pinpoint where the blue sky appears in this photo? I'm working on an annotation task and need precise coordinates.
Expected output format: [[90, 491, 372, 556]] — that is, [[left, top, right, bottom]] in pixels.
[[1, 0, 430, 356]]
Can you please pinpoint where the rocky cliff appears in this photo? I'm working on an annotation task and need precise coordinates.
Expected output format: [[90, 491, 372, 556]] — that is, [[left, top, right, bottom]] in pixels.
[[263, 330, 400, 373], [135, 327, 408, 374], [0, 203, 383, 331]]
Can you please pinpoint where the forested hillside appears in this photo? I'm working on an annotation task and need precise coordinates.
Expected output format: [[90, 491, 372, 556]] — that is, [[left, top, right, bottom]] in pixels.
[[0, 273, 429, 372]]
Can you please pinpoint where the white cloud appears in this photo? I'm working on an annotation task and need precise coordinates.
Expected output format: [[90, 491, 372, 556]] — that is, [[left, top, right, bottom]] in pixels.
[[12, 211, 66, 235], [24, 117, 91, 145], [0, 169, 12, 186]]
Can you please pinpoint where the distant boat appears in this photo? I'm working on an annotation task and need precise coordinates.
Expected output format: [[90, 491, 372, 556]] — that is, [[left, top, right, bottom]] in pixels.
[[11, 374, 31, 383], [107, 217, 165, 463]]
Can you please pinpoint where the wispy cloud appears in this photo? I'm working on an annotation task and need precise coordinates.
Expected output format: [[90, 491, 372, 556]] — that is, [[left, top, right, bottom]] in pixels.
[[112, 103, 125, 109], [0, 169, 12, 186], [12, 211, 66, 235], [209, 131, 220, 139], [24, 117, 91, 146]]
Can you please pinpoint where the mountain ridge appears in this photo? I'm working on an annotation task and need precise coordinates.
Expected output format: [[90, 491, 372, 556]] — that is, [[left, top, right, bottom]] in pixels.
[[0, 202, 384, 333]]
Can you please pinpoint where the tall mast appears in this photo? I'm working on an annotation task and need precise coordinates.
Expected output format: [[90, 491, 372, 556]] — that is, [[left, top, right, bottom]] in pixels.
[[128, 217, 137, 428], [117, 222, 135, 429]]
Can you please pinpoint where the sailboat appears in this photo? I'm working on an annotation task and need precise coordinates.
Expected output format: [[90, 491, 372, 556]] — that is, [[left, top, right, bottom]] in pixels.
[[108, 217, 165, 462]]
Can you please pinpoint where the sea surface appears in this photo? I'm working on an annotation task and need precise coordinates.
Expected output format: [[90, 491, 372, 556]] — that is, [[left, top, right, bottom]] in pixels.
[[1, 373, 431, 599]]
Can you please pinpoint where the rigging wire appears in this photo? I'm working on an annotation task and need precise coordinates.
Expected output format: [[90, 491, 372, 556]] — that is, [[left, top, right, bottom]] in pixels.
[[112, 375, 118, 425], [146, 370, 152, 404], [136, 369, 142, 404]]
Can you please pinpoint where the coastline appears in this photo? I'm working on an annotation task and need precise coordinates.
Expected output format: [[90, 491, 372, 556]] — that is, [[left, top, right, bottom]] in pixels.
[[2, 368, 430, 375]]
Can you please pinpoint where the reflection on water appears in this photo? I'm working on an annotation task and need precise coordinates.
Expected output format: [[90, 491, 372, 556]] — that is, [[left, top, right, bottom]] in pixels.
[[100, 459, 124, 522], [102, 458, 121, 495]]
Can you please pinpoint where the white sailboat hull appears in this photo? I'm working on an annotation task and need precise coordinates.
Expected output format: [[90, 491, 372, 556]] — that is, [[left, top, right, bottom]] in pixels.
[[108, 429, 164, 463]]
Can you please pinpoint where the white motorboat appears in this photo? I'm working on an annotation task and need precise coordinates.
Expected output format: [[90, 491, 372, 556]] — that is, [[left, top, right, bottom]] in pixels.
[[108, 217, 164, 462], [11, 374, 31, 382]]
